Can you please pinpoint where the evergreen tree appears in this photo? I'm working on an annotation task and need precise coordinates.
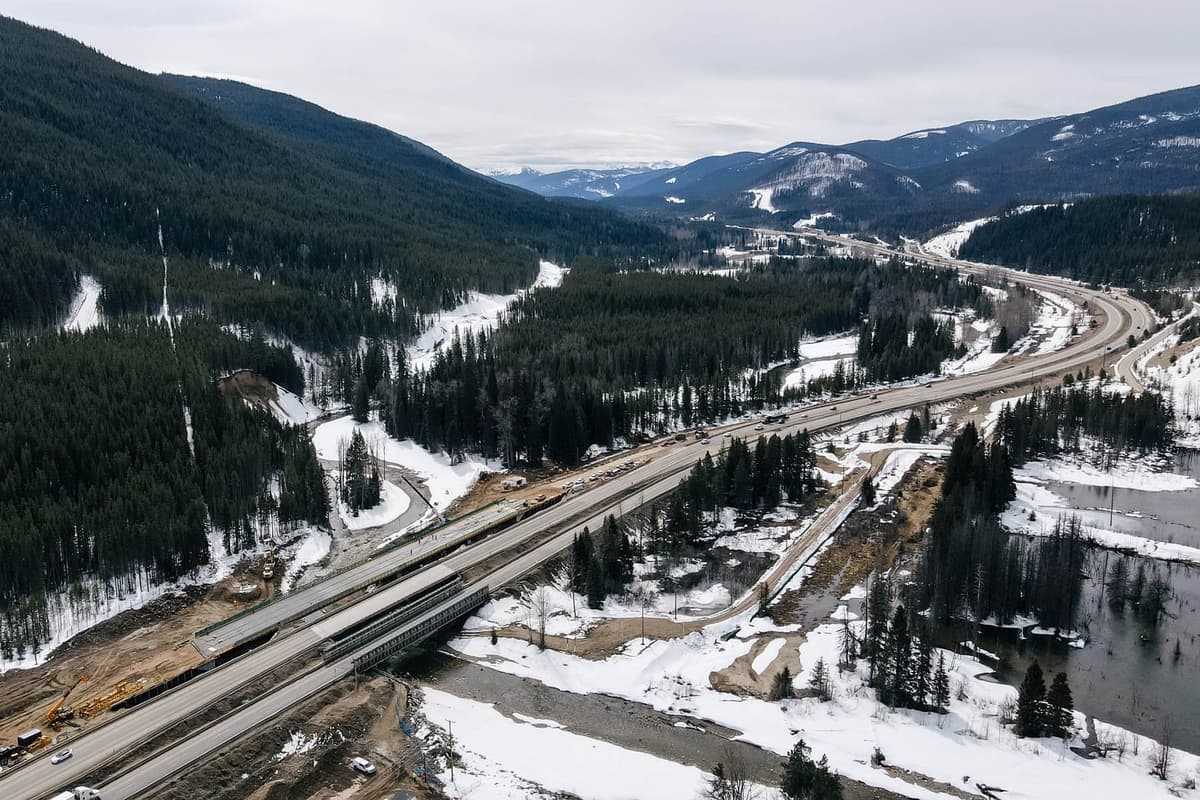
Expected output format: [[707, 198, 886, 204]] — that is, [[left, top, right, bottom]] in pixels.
[[571, 529, 594, 595], [860, 475, 876, 506], [932, 653, 951, 713], [585, 555, 606, 610], [770, 666, 795, 701], [341, 429, 381, 512], [1016, 660, 1047, 738], [913, 629, 933, 709], [808, 658, 831, 701], [902, 413, 923, 443], [885, 605, 912, 708], [781, 739, 842, 800], [1046, 671, 1074, 738], [352, 376, 370, 423]]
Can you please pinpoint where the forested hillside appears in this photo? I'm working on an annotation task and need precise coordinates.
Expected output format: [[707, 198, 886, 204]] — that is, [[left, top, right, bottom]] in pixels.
[[353, 257, 991, 467], [957, 194, 1200, 286], [0, 17, 669, 349], [0, 320, 327, 660]]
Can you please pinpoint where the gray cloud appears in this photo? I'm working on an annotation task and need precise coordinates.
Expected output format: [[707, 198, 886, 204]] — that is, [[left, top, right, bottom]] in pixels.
[[9, 0, 1199, 171]]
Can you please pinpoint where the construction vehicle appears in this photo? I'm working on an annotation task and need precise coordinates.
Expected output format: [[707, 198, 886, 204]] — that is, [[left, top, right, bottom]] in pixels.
[[75, 679, 145, 719], [17, 727, 50, 754], [46, 675, 89, 728], [262, 548, 277, 581]]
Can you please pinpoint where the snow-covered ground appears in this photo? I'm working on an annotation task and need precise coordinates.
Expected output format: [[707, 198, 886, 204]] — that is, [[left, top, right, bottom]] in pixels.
[[313, 415, 499, 512], [268, 384, 324, 426], [407, 260, 564, 373], [450, 597, 1200, 800], [799, 333, 859, 361], [923, 217, 997, 259], [783, 357, 856, 389], [62, 275, 103, 332], [422, 688, 734, 800], [279, 527, 332, 593], [337, 479, 411, 531], [0, 518, 323, 673], [792, 211, 837, 229], [1139, 322, 1200, 447]]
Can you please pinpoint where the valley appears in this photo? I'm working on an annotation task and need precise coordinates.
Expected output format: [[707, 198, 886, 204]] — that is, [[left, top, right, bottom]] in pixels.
[[1, 9, 1199, 800]]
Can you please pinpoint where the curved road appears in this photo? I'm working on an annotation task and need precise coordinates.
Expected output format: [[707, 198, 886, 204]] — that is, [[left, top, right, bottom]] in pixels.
[[4, 238, 1153, 800]]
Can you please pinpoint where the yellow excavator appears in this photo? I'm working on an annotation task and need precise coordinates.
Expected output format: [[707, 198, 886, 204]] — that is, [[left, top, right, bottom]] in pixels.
[[45, 674, 88, 728]]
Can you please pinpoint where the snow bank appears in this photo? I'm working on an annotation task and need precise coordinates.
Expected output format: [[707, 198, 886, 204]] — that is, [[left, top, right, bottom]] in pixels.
[[751, 637, 787, 675], [924, 217, 996, 258], [313, 416, 498, 512]]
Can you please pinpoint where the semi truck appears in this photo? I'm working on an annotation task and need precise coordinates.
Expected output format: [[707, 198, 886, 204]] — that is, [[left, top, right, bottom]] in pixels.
[[49, 788, 102, 800]]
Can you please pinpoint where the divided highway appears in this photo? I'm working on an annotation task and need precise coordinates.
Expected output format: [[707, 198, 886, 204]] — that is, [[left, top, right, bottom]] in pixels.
[[3, 238, 1154, 800]]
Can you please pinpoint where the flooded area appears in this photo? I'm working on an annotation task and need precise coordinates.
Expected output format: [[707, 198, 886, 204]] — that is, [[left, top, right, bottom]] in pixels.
[[1047, 450, 1200, 549], [979, 449, 1200, 752]]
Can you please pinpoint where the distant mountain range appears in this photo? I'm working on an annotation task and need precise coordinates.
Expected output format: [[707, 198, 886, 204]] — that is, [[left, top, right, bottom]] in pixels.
[[491, 164, 676, 199], [500, 87, 1200, 232]]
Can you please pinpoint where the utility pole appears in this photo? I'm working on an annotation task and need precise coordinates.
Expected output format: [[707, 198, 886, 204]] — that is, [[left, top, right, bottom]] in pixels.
[[448, 719, 455, 781], [1108, 474, 1115, 526]]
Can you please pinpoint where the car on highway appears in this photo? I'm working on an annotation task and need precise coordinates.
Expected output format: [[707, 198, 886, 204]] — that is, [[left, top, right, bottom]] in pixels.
[[701, 438, 710, 445], [723, 432, 732, 438], [754, 424, 764, 430], [351, 756, 377, 775], [50, 748, 73, 765], [869, 393, 878, 400]]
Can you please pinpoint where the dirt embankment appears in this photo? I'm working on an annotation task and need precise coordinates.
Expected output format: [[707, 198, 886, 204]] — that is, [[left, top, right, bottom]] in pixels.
[[0, 569, 274, 750], [147, 675, 440, 800]]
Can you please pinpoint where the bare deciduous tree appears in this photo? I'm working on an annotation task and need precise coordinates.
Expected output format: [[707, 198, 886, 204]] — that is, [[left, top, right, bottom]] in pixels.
[[703, 747, 760, 800]]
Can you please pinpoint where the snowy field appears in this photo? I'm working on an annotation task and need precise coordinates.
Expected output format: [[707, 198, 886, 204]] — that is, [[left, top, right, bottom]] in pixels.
[[422, 688, 736, 800], [62, 275, 103, 332], [312, 415, 500, 512], [407, 260, 564, 373]]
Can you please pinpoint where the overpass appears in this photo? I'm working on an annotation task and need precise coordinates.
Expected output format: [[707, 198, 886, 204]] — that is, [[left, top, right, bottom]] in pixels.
[[3, 238, 1159, 800]]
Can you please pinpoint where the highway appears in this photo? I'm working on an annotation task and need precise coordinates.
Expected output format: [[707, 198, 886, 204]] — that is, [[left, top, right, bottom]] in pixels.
[[2, 236, 1154, 800], [193, 501, 521, 655]]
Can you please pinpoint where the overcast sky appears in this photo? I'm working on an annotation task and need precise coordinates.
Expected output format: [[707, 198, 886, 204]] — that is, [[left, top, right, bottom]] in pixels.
[[9, 1, 1199, 172]]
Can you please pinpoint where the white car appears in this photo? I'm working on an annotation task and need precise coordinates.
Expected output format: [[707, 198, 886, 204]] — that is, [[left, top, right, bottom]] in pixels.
[[351, 756, 377, 775], [51, 748, 73, 765]]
